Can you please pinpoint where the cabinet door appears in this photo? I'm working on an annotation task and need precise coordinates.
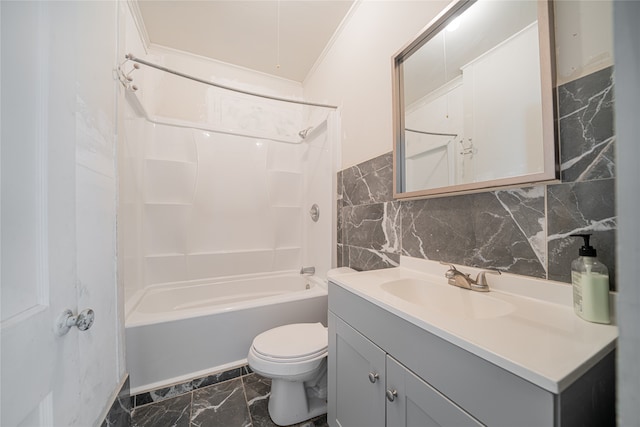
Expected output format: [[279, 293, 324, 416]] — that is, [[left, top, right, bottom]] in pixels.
[[386, 356, 483, 427], [329, 313, 386, 427]]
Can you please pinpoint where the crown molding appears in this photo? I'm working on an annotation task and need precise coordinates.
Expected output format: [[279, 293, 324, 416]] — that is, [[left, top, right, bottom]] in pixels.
[[126, 0, 150, 54], [303, 0, 362, 85]]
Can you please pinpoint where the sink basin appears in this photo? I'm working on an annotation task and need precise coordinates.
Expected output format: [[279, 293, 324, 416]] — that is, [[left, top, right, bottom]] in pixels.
[[381, 278, 515, 320]]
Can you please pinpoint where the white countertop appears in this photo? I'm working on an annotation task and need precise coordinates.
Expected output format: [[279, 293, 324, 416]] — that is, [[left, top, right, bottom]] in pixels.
[[328, 257, 618, 394]]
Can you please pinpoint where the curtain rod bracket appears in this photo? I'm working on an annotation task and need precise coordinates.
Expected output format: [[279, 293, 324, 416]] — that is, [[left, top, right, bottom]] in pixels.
[[115, 55, 139, 91]]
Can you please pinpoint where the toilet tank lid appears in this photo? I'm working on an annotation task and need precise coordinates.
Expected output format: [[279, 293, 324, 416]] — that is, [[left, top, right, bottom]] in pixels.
[[252, 323, 327, 359]]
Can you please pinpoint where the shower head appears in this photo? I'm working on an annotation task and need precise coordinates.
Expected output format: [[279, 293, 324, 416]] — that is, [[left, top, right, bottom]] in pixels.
[[298, 127, 313, 139]]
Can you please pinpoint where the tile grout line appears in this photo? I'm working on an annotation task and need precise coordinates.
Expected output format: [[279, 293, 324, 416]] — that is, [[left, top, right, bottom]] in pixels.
[[241, 374, 254, 427], [188, 390, 194, 427]]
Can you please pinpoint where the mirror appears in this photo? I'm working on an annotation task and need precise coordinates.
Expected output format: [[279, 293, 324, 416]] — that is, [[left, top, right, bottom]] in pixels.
[[393, 0, 558, 199]]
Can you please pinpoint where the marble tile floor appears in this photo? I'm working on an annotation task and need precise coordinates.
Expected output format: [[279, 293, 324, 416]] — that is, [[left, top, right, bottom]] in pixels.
[[131, 372, 328, 427]]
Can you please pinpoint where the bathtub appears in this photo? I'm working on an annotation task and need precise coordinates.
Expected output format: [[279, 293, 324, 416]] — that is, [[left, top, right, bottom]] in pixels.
[[125, 271, 328, 393]]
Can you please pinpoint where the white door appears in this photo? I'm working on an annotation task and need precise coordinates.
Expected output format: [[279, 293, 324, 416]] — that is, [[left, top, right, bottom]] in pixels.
[[1, 2, 81, 424], [1, 2, 121, 426]]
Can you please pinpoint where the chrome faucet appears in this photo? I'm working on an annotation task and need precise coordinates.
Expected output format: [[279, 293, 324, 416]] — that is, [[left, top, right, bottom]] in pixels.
[[440, 262, 501, 292], [300, 266, 315, 276]]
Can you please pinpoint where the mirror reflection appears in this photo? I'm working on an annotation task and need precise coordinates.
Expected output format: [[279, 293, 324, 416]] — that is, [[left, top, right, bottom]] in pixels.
[[394, 0, 558, 197]]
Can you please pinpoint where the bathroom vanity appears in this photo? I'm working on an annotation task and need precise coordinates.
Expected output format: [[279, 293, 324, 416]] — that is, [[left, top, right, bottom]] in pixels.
[[327, 259, 617, 427]]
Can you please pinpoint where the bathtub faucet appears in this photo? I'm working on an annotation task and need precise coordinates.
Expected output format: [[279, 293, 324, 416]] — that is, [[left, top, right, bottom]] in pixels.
[[300, 266, 315, 276]]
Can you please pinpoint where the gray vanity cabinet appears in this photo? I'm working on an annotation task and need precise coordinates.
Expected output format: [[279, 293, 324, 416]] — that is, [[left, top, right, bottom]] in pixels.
[[327, 281, 615, 427], [329, 311, 482, 427]]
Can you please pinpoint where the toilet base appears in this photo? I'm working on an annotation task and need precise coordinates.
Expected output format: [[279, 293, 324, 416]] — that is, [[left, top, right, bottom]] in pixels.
[[268, 378, 327, 426]]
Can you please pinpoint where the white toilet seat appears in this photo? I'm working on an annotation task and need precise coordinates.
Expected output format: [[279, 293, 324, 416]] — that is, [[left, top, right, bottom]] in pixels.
[[249, 323, 328, 378], [252, 323, 327, 358]]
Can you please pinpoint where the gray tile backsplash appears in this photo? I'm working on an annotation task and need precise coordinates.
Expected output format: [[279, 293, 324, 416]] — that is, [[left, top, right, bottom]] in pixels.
[[338, 67, 617, 289], [547, 179, 616, 286], [558, 67, 616, 183], [341, 152, 394, 206]]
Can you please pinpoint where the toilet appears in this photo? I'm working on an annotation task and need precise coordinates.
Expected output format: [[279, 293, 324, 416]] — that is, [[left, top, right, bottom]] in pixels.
[[248, 322, 328, 426]]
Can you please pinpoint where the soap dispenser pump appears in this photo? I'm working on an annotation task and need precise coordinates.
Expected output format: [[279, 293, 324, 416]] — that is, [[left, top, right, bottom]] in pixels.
[[570, 234, 610, 324]]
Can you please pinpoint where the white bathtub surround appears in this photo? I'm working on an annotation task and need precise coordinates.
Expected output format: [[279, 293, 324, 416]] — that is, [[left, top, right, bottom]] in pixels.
[[121, 90, 337, 297], [126, 273, 328, 393], [122, 116, 306, 289]]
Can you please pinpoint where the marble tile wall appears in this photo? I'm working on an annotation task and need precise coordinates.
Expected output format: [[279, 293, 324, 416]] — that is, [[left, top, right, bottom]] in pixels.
[[338, 67, 617, 289]]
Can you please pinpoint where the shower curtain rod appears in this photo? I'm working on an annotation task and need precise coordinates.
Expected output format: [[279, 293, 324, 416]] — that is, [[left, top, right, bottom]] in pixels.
[[125, 54, 338, 110], [405, 128, 458, 137]]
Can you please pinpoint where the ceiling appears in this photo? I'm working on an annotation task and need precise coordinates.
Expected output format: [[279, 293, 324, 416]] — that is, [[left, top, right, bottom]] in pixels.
[[135, 0, 355, 82]]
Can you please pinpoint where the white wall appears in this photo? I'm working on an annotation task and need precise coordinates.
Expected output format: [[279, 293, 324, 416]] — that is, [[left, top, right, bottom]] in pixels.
[[138, 46, 304, 121], [304, 0, 615, 170], [554, 0, 614, 86], [304, 0, 450, 169]]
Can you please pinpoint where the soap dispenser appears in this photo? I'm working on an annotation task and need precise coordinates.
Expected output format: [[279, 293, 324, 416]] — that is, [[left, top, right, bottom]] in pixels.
[[570, 234, 610, 324]]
